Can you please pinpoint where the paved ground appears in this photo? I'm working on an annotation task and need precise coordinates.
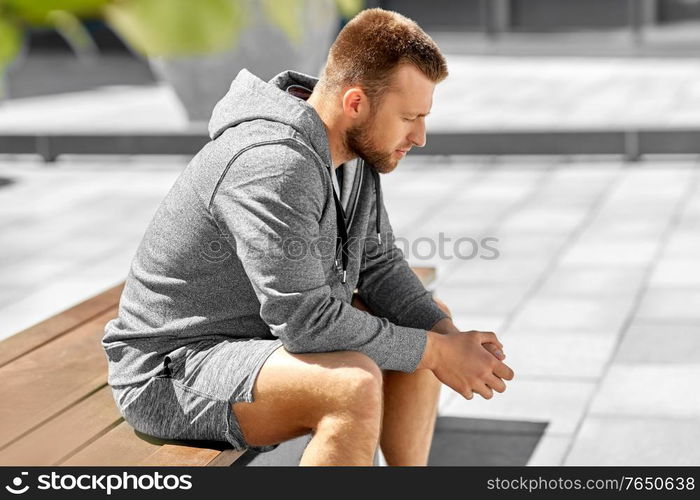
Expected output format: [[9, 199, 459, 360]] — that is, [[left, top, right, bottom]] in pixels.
[[3, 54, 700, 132], [1, 52, 699, 466], [414, 157, 700, 466], [1, 154, 697, 465]]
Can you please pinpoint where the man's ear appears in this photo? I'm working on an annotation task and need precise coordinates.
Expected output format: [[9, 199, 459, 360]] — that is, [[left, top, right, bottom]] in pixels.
[[342, 87, 369, 119]]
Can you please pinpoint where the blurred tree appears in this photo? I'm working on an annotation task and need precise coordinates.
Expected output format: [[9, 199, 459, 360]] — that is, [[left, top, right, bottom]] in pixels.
[[104, 0, 364, 56], [103, 0, 249, 56], [0, 0, 365, 117], [2, 0, 105, 58]]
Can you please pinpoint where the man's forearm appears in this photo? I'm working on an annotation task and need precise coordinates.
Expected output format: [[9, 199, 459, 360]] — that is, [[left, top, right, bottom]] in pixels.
[[420, 314, 505, 372], [416, 317, 459, 371]]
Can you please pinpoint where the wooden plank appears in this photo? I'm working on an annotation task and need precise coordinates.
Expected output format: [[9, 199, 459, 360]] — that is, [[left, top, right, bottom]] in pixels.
[[0, 283, 123, 368], [0, 385, 122, 465], [207, 449, 247, 467], [61, 421, 162, 466], [0, 378, 241, 466], [63, 420, 242, 466], [0, 308, 115, 449], [139, 445, 244, 467]]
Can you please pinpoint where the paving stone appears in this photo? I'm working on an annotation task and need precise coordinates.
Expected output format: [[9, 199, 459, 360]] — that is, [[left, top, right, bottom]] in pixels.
[[589, 364, 700, 418], [538, 265, 647, 297], [489, 233, 570, 258], [498, 208, 588, 235], [440, 378, 595, 435], [615, 322, 700, 364], [566, 417, 700, 465], [583, 217, 672, 240], [0, 274, 126, 340], [498, 330, 617, 378], [559, 240, 660, 267], [648, 259, 700, 288], [505, 295, 635, 334], [435, 284, 528, 316], [438, 255, 551, 287], [636, 289, 700, 323], [527, 433, 573, 466], [438, 383, 456, 412], [449, 313, 507, 335]]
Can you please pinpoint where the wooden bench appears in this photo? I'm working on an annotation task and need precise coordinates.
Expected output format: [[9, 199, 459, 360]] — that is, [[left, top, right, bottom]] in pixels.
[[0, 267, 437, 466]]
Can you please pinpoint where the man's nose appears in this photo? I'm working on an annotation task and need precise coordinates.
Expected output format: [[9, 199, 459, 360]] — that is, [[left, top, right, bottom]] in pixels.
[[409, 120, 427, 148]]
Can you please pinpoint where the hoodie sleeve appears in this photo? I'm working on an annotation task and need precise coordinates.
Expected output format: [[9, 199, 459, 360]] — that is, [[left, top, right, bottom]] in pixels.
[[208, 141, 428, 373], [356, 173, 450, 333]]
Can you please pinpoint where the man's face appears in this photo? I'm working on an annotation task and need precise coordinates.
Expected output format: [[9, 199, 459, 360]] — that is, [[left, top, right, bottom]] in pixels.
[[344, 64, 435, 174]]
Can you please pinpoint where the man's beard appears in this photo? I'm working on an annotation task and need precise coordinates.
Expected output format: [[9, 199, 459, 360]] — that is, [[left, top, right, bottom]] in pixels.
[[344, 116, 399, 174]]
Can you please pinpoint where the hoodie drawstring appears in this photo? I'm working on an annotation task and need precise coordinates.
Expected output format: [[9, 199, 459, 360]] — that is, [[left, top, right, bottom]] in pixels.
[[333, 164, 383, 285], [371, 167, 383, 246], [332, 179, 349, 284]]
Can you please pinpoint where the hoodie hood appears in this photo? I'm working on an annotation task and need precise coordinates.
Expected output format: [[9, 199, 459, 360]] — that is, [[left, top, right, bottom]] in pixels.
[[207, 68, 384, 282], [208, 68, 332, 170]]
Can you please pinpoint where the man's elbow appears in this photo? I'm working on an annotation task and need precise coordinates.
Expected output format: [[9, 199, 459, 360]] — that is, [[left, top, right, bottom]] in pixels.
[[271, 322, 324, 355]]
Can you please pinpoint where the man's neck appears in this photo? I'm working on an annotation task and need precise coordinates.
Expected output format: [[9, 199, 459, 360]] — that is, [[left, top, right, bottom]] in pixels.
[[307, 92, 355, 170]]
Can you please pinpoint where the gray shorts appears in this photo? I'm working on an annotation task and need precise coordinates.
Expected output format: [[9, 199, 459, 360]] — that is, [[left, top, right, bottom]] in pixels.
[[111, 337, 283, 453]]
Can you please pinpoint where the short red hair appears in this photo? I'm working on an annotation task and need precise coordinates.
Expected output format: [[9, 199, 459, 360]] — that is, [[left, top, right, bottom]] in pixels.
[[316, 8, 448, 107]]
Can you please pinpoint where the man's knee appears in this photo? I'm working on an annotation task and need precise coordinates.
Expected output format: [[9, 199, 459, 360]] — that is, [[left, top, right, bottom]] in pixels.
[[269, 349, 383, 430], [321, 351, 383, 418]]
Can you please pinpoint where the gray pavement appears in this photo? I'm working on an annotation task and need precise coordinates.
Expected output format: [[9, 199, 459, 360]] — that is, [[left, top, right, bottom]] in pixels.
[[1, 154, 698, 465], [3, 54, 700, 132]]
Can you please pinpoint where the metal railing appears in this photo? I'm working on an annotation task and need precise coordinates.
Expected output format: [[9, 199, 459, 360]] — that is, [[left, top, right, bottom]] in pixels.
[[5, 129, 700, 162]]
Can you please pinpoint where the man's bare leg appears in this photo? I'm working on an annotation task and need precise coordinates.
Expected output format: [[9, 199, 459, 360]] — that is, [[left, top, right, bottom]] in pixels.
[[231, 348, 383, 466], [351, 294, 449, 466], [380, 368, 441, 465]]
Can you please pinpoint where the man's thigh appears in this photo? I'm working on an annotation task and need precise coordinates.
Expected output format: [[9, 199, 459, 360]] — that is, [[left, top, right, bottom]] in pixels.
[[231, 346, 381, 448]]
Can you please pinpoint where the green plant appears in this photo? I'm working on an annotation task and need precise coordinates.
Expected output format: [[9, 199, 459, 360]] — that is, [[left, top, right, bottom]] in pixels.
[[104, 0, 364, 56], [0, 0, 108, 85], [104, 0, 250, 56], [0, 15, 21, 69], [0, 0, 363, 97], [0, 0, 364, 65]]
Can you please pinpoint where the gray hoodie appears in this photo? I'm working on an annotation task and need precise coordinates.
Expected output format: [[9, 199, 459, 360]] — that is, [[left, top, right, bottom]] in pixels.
[[102, 68, 449, 388]]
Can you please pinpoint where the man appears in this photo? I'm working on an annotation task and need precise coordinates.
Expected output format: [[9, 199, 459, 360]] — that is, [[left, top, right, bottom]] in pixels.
[[102, 8, 514, 466]]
